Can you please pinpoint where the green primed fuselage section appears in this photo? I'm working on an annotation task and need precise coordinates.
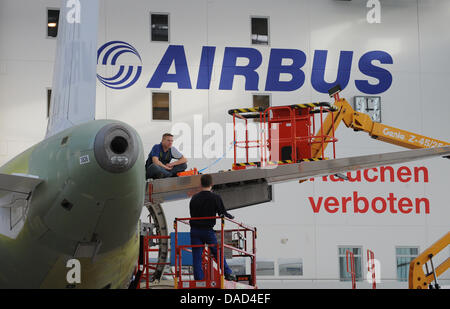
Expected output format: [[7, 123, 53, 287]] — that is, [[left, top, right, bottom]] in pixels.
[[0, 120, 145, 288]]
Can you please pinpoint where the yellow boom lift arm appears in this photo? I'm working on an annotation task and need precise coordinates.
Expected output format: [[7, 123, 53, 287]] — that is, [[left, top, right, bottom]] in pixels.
[[409, 232, 450, 289], [311, 90, 449, 158]]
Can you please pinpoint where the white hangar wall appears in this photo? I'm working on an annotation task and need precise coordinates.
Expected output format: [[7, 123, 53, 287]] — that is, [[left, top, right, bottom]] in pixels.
[[0, 0, 449, 288]]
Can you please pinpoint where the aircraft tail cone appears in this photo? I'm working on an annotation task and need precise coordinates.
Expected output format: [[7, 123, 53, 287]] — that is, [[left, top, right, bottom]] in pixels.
[[94, 122, 139, 173]]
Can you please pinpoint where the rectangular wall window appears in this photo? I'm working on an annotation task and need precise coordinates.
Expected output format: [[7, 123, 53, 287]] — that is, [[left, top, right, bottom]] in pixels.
[[151, 13, 169, 42], [47, 9, 60, 38], [256, 259, 274, 276], [152, 92, 170, 121], [251, 17, 269, 45], [354, 96, 382, 122], [252, 94, 270, 122], [47, 88, 52, 118], [227, 257, 247, 276], [338, 247, 363, 281], [278, 258, 303, 276], [396, 247, 419, 282]]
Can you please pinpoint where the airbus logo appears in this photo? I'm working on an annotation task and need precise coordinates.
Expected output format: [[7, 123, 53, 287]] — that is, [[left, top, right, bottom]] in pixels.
[[97, 41, 394, 94], [97, 41, 142, 89]]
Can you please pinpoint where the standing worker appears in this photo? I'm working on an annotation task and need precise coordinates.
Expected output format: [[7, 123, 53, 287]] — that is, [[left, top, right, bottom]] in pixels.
[[145, 133, 187, 179], [189, 174, 236, 281]]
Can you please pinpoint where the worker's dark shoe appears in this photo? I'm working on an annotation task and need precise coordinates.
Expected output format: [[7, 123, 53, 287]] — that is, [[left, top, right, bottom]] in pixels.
[[225, 274, 236, 281]]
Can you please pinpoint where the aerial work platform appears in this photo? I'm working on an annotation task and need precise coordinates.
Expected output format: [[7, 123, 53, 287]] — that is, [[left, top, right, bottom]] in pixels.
[[141, 87, 450, 283], [135, 215, 257, 289], [172, 216, 257, 289], [228, 101, 338, 169]]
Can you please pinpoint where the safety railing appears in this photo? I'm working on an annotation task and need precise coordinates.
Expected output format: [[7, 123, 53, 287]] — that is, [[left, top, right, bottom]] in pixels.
[[346, 250, 357, 289], [137, 234, 175, 289], [228, 102, 338, 170], [367, 249, 376, 289], [173, 216, 257, 289]]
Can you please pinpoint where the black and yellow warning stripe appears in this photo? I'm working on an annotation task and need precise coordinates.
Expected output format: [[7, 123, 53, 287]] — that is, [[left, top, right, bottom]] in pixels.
[[267, 160, 294, 165], [298, 157, 327, 162], [228, 102, 336, 116], [233, 160, 293, 167], [267, 158, 328, 164], [233, 157, 329, 168], [228, 107, 264, 115], [232, 162, 261, 168], [228, 103, 339, 120], [292, 103, 322, 109], [237, 107, 260, 113], [291, 102, 332, 109]]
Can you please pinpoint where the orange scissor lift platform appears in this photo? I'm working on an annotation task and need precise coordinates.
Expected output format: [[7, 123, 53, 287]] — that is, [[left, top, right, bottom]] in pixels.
[[173, 216, 257, 289]]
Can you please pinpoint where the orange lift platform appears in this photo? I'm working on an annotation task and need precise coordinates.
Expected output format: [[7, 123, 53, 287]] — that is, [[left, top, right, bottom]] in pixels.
[[134, 215, 257, 289], [228, 101, 338, 170], [173, 216, 257, 289]]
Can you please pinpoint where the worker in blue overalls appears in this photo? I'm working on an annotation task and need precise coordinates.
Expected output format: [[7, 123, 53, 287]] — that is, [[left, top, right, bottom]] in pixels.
[[189, 174, 236, 281], [145, 133, 188, 179]]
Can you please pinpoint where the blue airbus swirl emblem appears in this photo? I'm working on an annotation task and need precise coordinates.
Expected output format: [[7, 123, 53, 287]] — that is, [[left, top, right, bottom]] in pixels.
[[97, 41, 142, 89]]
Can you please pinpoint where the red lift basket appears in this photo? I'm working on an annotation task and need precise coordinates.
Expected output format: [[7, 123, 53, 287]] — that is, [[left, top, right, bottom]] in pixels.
[[173, 216, 257, 289], [228, 102, 338, 170]]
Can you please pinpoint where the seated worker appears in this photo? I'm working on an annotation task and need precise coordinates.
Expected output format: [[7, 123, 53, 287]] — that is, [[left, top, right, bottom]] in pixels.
[[189, 174, 236, 281], [145, 133, 187, 179]]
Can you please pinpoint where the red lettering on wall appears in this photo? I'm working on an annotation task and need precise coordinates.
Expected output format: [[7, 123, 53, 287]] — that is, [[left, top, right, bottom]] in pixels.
[[347, 170, 361, 182], [372, 197, 387, 213], [309, 197, 322, 213], [363, 168, 378, 182], [388, 193, 397, 214], [310, 166, 429, 183], [329, 174, 345, 182], [380, 166, 395, 182], [415, 198, 430, 214], [324, 197, 339, 213], [353, 191, 369, 213], [397, 166, 412, 183], [341, 196, 351, 213], [398, 198, 413, 214], [414, 167, 429, 183], [306, 194, 431, 214]]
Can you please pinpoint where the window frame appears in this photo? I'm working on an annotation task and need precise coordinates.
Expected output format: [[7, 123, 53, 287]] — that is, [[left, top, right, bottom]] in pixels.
[[46, 7, 60, 39], [337, 246, 364, 282], [354, 95, 382, 123], [395, 246, 419, 282], [151, 90, 172, 122], [277, 257, 303, 277], [250, 16, 270, 46], [150, 12, 170, 43], [252, 93, 271, 122], [255, 258, 275, 277], [252, 93, 272, 107], [227, 257, 247, 276]]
